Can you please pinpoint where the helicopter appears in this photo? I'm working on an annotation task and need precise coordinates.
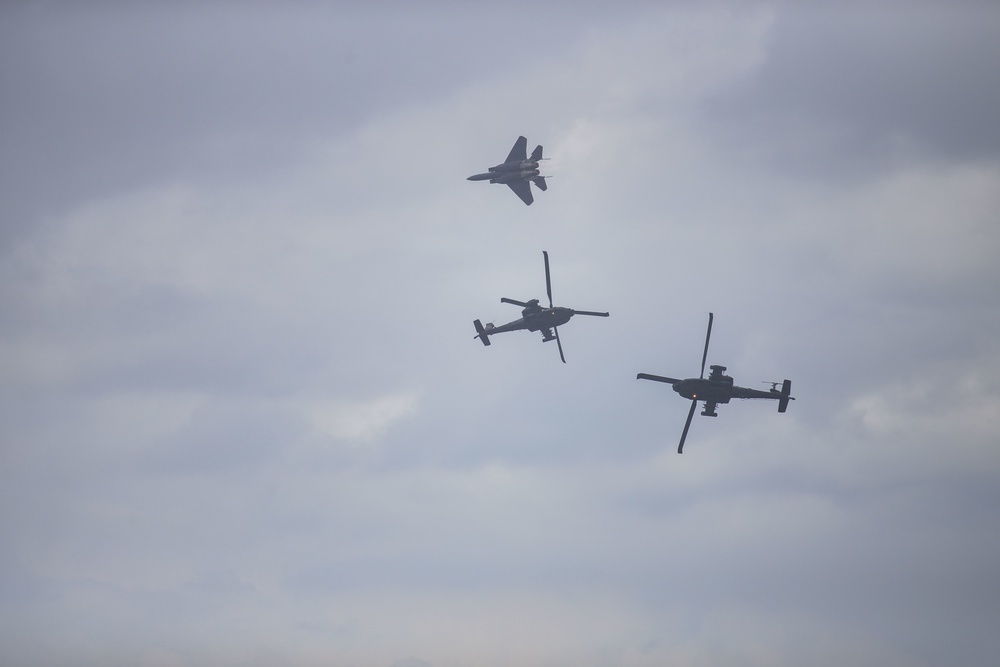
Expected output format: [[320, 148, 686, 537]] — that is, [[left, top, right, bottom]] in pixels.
[[636, 312, 794, 453], [473, 251, 609, 363]]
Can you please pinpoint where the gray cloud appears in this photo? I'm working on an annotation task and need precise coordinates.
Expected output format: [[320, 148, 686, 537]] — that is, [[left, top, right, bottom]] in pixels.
[[1, 3, 999, 666], [701, 3, 1000, 180]]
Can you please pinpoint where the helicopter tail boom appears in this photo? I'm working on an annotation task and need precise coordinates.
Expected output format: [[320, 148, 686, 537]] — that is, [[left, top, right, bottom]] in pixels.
[[778, 379, 793, 412]]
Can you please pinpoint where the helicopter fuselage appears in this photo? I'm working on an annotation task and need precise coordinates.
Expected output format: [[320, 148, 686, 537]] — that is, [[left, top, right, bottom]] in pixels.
[[673, 377, 782, 404], [486, 305, 575, 337]]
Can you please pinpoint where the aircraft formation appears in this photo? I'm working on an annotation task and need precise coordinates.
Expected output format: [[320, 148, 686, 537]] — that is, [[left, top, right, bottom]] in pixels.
[[468, 136, 794, 453]]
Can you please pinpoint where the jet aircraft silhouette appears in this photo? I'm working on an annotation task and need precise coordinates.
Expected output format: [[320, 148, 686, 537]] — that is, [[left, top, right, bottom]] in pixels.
[[467, 136, 547, 205]]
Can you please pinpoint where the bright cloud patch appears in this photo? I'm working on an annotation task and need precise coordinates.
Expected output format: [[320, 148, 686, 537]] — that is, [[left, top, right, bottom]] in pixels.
[[304, 391, 420, 442]]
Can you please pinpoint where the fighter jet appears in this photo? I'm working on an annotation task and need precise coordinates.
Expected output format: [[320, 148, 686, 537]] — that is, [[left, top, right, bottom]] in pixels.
[[467, 136, 548, 206]]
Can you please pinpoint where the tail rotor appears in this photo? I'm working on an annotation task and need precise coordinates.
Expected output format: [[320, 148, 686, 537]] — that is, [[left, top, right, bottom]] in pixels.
[[473, 319, 491, 346], [778, 379, 794, 412]]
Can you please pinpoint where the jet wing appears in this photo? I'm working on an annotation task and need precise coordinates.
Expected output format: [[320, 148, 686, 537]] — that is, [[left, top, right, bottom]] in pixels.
[[503, 136, 528, 164], [507, 179, 534, 206]]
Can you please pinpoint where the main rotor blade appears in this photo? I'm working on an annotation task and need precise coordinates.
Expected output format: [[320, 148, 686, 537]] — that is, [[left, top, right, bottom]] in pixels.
[[571, 309, 610, 317], [700, 312, 714, 379], [636, 373, 681, 384], [678, 400, 698, 454], [501, 297, 529, 307], [554, 326, 566, 363], [543, 250, 553, 308]]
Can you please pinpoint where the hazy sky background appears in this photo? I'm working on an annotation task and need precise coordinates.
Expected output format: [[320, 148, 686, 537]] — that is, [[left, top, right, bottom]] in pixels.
[[2, 3, 999, 666]]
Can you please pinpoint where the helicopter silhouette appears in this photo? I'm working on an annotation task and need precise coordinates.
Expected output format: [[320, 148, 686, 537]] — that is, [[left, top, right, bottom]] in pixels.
[[473, 251, 609, 363], [636, 312, 794, 453]]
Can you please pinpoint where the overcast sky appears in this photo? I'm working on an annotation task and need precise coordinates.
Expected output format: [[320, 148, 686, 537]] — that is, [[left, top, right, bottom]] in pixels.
[[2, 2, 1000, 666]]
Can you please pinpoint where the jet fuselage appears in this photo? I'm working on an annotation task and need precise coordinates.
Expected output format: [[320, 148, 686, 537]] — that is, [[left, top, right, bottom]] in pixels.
[[467, 161, 540, 184]]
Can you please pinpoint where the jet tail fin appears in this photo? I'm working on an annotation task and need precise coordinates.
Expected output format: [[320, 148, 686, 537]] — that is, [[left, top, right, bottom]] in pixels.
[[532, 175, 547, 192], [530, 145, 543, 161], [473, 319, 491, 346], [778, 379, 793, 412]]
